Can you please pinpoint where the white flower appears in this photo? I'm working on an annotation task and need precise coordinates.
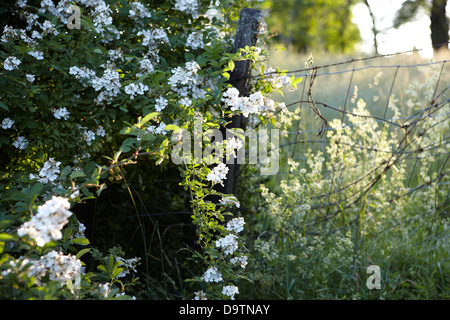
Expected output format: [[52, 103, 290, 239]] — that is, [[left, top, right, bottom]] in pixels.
[[179, 97, 192, 107], [115, 256, 141, 278], [53, 107, 70, 120], [129, 2, 151, 19], [186, 31, 204, 50], [222, 87, 240, 107], [108, 49, 123, 62], [28, 50, 44, 60], [206, 163, 229, 186], [174, 0, 199, 18], [155, 96, 168, 112], [219, 195, 240, 208], [226, 217, 245, 233], [32, 157, 61, 183], [226, 137, 244, 158], [1, 118, 14, 129], [26, 74, 35, 82], [83, 129, 96, 145], [96, 125, 106, 137], [222, 285, 239, 300], [40, 20, 59, 36], [137, 58, 154, 77], [17, 196, 72, 247], [215, 234, 239, 255], [230, 255, 248, 268], [4, 56, 21, 71], [137, 28, 169, 48], [202, 266, 222, 282], [125, 82, 149, 99], [12, 136, 28, 149], [193, 291, 207, 300]]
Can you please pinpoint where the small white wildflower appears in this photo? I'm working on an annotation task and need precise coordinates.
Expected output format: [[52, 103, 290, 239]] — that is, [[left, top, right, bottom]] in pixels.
[[155, 96, 168, 112], [226, 217, 245, 233], [215, 234, 239, 255], [193, 291, 207, 300], [179, 97, 192, 107], [4, 56, 21, 71], [12, 136, 28, 149], [96, 125, 106, 137], [53, 107, 70, 120], [206, 163, 229, 186], [17, 196, 72, 247], [26, 74, 35, 82], [202, 266, 222, 282], [125, 82, 149, 99], [230, 255, 248, 268], [219, 195, 240, 208], [186, 31, 204, 50], [222, 285, 239, 300], [28, 50, 44, 60], [1, 118, 14, 129]]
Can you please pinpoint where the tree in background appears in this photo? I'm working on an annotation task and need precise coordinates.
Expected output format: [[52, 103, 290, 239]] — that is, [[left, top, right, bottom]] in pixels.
[[393, 0, 449, 55], [261, 0, 361, 53]]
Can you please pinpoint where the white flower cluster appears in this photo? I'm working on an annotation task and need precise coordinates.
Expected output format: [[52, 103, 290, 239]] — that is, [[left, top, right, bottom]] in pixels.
[[136, 58, 154, 78], [92, 1, 113, 34], [230, 255, 248, 268], [3, 56, 21, 71], [92, 64, 122, 105], [69, 66, 96, 87], [226, 217, 245, 233], [53, 107, 70, 120], [137, 28, 169, 48], [174, 0, 199, 18], [108, 49, 124, 62], [26, 74, 35, 82], [206, 162, 229, 186], [202, 266, 222, 282], [155, 96, 168, 112], [146, 121, 167, 135], [219, 195, 240, 208], [2, 251, 84, 288], [40, 20, 59, 36], [225, 136, 244, 159], [125, 82, 149, 99], [115, 256, 141, 278], [222, 285, 239, 300], [222, 87, 278, 117], [168, 61, 206, 100], [17, 196, 72, 247], [129, 1, 151, 19], [30, 157, 61, 183], [28, 50, 44, 60], [12, 136, 28, 150], [1, 118, 14, 129], [215, 233, 239, 255], [186, 31, 204, 50], [265, 67, 296, 91], [193, 290, 207, 300], [31, 250, 84, 286]]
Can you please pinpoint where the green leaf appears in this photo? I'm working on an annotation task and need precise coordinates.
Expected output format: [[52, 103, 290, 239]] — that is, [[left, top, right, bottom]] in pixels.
[[140, 112, 159, 127], [0, 102, 9, 112], [0, 233, 14, 241], [72, 237, 90, 246], [70, 171, 86, 180], [76, 248, 91, 259], [164, 124, 180, 131]]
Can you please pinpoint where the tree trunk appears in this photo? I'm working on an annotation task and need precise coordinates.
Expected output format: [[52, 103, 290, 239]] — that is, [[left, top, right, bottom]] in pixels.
[[430, 0, 449, 55]]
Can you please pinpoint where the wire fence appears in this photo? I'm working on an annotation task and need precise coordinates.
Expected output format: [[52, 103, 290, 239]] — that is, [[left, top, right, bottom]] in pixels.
[[251, 47, 450, 235]]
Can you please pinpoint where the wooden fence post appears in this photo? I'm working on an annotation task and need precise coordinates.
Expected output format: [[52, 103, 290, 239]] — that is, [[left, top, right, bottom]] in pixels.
[[217, 8, 263, 196]]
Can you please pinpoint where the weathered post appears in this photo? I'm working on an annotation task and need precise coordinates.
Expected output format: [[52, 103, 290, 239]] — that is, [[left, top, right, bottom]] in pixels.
[[218, 8, 263, 196]]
